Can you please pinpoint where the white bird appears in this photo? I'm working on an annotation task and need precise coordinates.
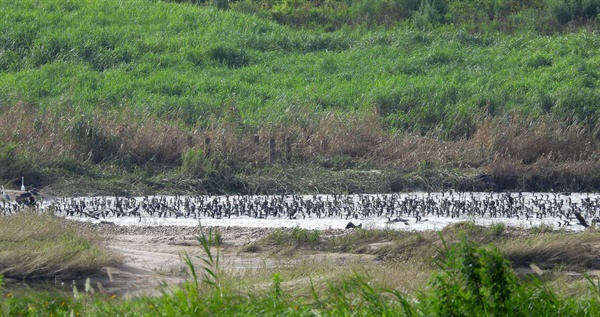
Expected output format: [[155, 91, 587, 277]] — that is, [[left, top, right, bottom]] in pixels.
[[2, 186, 10, 201], [21, 177, 26, 191]]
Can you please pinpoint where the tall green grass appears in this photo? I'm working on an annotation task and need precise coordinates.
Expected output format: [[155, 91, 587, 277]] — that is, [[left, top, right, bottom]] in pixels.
[[1, 0, 600, 193], [2, 0, 600, 134]]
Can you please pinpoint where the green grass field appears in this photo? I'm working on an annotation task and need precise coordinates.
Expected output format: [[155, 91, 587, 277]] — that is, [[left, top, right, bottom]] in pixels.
[[1, 0, 599, 194]]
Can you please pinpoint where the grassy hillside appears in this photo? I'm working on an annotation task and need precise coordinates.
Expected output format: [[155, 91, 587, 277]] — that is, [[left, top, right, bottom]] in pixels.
[[1, 0, 600, 194]]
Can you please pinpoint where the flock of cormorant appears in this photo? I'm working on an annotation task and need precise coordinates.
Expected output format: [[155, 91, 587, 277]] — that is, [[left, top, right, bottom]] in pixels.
[[2, 186, 599, 230], [1, 175, 599, 229]]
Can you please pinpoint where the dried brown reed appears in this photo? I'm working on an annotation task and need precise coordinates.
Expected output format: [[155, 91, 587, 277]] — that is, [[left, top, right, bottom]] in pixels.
[[1, 102, 598, 190], [235, 222, 600, 299], [474, 115, 597, 164], [0, 103, 66, 160], [127, 118, 189, 165], [501, 229, 600, 270]]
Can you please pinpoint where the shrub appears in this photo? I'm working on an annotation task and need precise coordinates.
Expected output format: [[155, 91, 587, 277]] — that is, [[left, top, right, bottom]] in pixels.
[[0, 143, 32, 180], [352, 0, 423, 25], [421, 237, 518, 316], [213, 0, 229, 10], [230, 0, 263, 15], [546, 0, 600, 24], [291, 226, 321, 244], [488, 222, 506, 237], [182, 147, 210, 177], [264, 227, 321, 247], [412, 0, 444, 29]]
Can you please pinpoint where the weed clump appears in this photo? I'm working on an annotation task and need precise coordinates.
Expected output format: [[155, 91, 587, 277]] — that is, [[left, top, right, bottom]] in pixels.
[[263, 227, 322, 247]]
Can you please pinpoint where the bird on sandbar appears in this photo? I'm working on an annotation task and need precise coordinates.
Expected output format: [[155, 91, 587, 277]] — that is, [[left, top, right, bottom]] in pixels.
[[345, 222, 362, 229], [1, 179, 41, 206], [15, 189, 40, 206], [574, 211, 589, 228], [2, 186, 10, 202]]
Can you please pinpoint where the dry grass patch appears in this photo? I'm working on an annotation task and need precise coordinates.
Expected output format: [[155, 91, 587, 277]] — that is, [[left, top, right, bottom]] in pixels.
[[0, 211, 122, 279], [3, 101, 600, 192], [247, 223, 600, 282], [501, 228, 600, 270], [251, 223, 600, 271], [219, 253, 430, 299]]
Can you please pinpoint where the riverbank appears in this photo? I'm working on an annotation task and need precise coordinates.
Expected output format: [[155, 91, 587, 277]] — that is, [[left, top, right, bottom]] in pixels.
[[4, 215, 600, 316]]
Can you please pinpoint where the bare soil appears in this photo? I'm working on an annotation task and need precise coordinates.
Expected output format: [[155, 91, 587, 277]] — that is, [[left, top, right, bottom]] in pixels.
[[42, 225, 369, 299]]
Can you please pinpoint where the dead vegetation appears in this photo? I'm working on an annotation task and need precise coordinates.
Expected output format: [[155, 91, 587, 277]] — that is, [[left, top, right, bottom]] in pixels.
[[1, 104, 600, 193], [244, 222, 600, 273], [0, 211, 123, 279], [184, 222, 600, 299]]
